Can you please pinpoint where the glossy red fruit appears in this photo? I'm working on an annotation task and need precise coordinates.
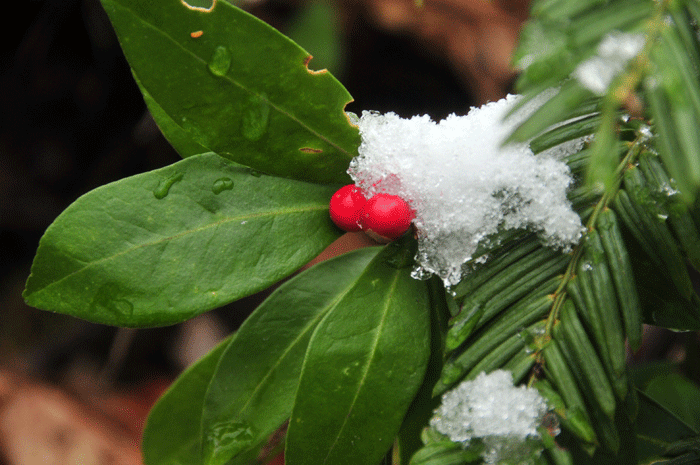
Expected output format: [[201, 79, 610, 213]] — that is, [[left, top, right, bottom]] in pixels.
[[329, 184, 367, 232], [359, 193, 415, 241]]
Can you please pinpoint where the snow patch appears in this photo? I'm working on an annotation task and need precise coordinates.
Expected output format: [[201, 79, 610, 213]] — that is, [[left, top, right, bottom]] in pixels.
[[574, 31, 645, 95], [430, 370, 551, 464], [348, 94, 584, 286]]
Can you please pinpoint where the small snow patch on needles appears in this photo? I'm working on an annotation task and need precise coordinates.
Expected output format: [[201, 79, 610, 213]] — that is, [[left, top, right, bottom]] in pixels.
[[574, 31, 645, 95], [430, 370, 551, 464], [348, 94, 584, 286]]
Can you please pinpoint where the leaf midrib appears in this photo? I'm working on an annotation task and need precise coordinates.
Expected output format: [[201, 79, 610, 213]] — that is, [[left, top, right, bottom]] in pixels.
[[110, 0, 354, 158], [184, 249, 379, 465], [321, 268, 401, 464], [27, 203, 327, 297], [201, 259, 376, 461]]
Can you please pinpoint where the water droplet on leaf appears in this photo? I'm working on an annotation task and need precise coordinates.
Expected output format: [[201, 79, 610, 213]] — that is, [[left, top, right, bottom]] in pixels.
[[212, 177, 234, 194], [241, 93, 270, 141], [249, 170, 262, 177], [153, 172, 184, 199], [203, 420, 256, 465], [208, 46, 231, 77]]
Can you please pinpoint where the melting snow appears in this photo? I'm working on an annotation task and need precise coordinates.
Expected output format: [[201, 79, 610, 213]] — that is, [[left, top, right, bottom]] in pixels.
[[348, 94, 585, 286]]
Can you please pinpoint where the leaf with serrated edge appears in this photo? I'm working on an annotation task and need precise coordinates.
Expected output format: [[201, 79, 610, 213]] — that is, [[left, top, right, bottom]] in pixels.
[[100, 0, 360, 184], [24, 153, 341, 327]]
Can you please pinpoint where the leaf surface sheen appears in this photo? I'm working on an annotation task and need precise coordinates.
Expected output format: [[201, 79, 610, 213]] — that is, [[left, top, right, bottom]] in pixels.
[[24, 153, 341, 326], [199, 247, 382, 465], [286, 246, 431, 465], [100, 0, 360, 184], [142, 336, 231, 465]]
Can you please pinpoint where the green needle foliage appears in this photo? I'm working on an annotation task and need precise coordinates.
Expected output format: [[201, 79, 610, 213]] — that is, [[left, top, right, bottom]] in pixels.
[[21, 0, 700, 464]]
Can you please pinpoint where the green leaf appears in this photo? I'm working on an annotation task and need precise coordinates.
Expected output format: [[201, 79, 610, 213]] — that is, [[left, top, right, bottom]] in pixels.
[[99, 0, 360, 184], [529, 113, 600, 154], [585, 105, 619, 196], [635, 389, 698, 461], [647, 24, 700, 204], [285, 242, 431, 465], [409, 441, 477, 465], [396, 277, 451, 465], [616, 174, 694, 300], [24, 152, 341, 327], [199, 246, 381, 465], [637, 152, 700, 272], [643, 373, 700, 434], [137, 75, 209, 158], [436, 288, 556, 395], [555, 301, 616, 420], [142, 335, 231, 465], [507, 82, 593, 144], [580, 230, 627, 381], [597, 208, 643, 352]]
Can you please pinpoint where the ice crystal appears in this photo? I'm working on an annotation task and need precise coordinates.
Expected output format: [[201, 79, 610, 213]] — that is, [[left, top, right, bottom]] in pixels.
[[348, 94, 584, 286]]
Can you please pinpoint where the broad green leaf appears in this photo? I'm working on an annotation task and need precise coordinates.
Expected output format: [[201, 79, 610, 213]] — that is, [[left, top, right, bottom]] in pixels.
[[635, 389, 698, 461], [396, 277, 450, 465], [137, 76, 209, 157], [143, 335, 231, 465], [199, 246, 381, 465], [99, 0, 360, 184], [24, 152, 341, 327], [643, 373, 700, 434], [286, 242, 431, 465]]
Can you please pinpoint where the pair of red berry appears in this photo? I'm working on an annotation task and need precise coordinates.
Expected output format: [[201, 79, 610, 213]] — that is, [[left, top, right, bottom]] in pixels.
[[329, 184, 415, 241]]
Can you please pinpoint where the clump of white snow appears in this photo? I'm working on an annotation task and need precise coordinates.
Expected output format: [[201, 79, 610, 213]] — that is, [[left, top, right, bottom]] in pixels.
[[348, 94, 584, 286], [574, 31, 645, 95], [430, 370, 551, 464]]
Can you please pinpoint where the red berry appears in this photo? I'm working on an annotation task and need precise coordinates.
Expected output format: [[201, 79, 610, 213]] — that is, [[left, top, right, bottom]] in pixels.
[[359, 193, 415, 241], [329, 184, 367, 232]]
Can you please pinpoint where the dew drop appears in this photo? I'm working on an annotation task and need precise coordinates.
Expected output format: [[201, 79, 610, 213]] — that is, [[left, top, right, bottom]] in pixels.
[[203, 419, 255, 465], [208, 46, 231, 77], [212, 177, 234, 194], [249, 169, 262, 177], [241, 93, 270, 141], [153, 172, 184, 199]]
